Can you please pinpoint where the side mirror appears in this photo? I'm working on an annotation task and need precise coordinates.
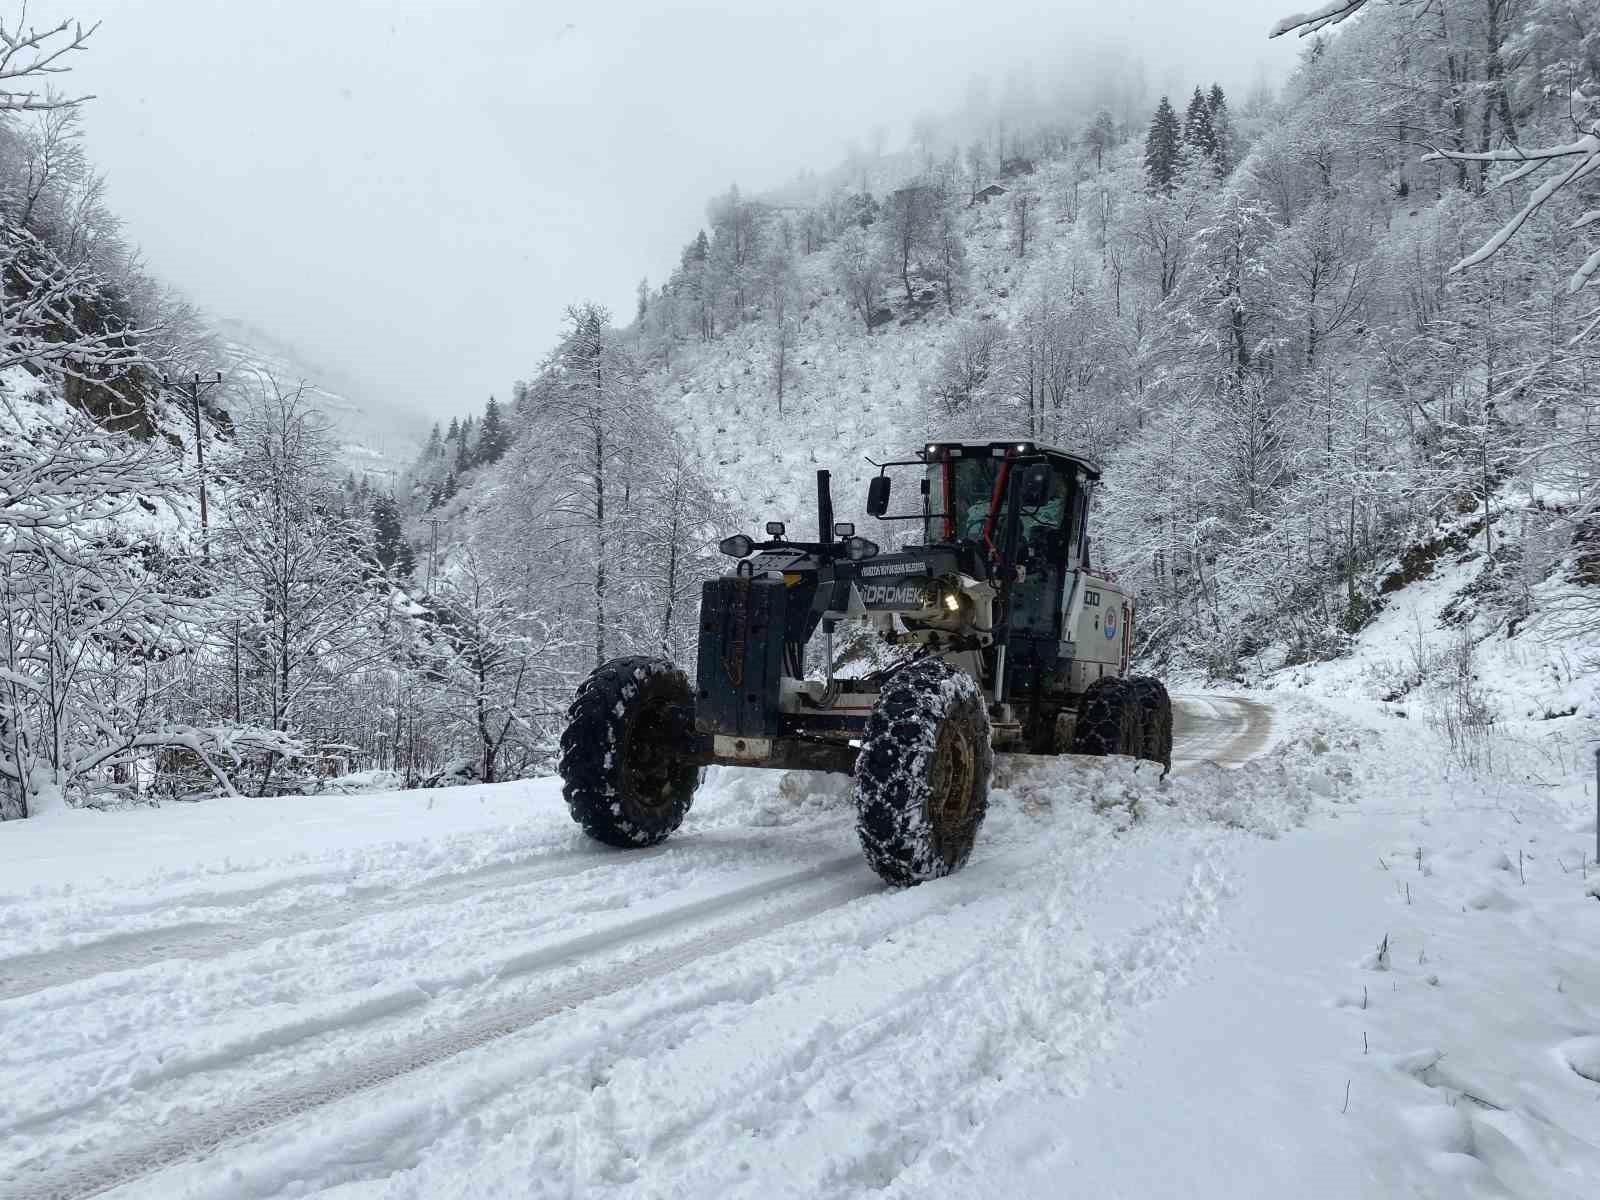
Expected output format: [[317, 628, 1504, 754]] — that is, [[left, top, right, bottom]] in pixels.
[[866, 475, 892, 517], [1020, 463, 1051, 508]]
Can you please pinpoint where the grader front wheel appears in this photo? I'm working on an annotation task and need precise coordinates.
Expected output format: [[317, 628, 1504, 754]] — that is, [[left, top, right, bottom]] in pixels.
[[853, 658, 994, 887]]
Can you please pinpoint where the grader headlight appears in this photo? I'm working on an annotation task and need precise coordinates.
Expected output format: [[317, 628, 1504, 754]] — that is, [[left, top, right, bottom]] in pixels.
[[925, 576, 974, 626]]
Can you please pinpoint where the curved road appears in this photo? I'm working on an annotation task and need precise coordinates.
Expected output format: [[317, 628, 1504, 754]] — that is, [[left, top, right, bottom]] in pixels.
[[1171, 693, 1274, 771]]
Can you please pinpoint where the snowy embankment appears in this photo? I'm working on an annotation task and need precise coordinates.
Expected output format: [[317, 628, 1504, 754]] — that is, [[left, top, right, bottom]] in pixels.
[[1, 693, 1596, 1199]]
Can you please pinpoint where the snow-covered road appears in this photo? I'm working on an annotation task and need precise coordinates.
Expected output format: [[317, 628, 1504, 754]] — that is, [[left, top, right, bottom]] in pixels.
[[1170, 694, 1274, 769], [3, 693, 1596, 1200]]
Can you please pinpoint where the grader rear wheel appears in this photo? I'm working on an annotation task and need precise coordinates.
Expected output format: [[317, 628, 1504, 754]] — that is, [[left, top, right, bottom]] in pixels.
[[1125, 677, 1174, 773], [558, 656, 699, 847], [1071, 677, 1141, 758]]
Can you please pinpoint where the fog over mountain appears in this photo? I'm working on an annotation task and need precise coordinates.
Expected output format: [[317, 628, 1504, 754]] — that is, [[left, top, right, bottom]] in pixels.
[[49, 0, 1299, 421]]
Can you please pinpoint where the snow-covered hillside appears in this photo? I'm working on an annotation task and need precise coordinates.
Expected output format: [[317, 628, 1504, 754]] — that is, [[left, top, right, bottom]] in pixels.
[[656, 185, 1042, 540], [213, 316, 427, 484]]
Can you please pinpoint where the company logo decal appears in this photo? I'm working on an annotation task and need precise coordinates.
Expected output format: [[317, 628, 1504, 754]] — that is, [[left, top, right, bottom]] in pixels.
[[859, 583, 929, 607], [859, 560, 926, 578]]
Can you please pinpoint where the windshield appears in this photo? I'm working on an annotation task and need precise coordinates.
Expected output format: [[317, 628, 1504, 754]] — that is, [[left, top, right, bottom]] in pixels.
[[929, 457, 1005, 544]]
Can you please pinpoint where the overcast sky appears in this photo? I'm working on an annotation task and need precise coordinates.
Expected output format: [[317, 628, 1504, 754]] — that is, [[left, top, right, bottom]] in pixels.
[[50, 1, 1303, 426]]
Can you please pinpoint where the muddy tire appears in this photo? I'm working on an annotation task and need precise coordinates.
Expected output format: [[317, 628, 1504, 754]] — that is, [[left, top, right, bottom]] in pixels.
[[558, 656, 698, 848], [1072, 677, 1140, 758], [854, 658, 993, 887], [1125, 676, 1173, 773]]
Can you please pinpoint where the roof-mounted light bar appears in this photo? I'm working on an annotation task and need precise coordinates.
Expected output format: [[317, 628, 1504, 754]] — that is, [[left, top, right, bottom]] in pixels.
[[923, 440, 1038, 460]]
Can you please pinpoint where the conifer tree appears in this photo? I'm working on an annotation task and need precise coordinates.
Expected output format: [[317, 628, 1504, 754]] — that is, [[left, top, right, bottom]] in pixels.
[[1144, 96, 1181, 192], [478, 395, 509, 465], [455, 415, 477, 474], [371, 495, 414, 577], [1207, 84, 1235, 174], [1086, 110, 1116, 171], [1183, 87, 1218, 163], [445, 416, 460, 442]]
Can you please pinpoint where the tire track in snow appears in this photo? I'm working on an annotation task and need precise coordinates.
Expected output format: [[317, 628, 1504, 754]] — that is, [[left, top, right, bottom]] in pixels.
[[2, 854, 874, 1200], [651, 841, 1236, 1199], [0, 848, 618, 1002], [3, 698, 1257, 1004], [163, 820, 1136, 1200]]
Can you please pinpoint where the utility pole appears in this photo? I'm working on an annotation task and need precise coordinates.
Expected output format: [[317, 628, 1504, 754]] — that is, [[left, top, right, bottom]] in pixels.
[[427, 518, 441, 594], [163, 372, 225, 560]]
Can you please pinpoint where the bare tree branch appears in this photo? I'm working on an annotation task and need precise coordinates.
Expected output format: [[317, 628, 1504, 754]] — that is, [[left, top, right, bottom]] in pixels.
[[1, 224, 148, 380], [1270, 0, 1369, 39], [0, 4, 99, 113], [1421, 123, 1600, 291]]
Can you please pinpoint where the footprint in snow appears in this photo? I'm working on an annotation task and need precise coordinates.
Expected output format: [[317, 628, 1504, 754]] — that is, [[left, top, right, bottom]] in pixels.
[[1466, 887, 1520, 913]]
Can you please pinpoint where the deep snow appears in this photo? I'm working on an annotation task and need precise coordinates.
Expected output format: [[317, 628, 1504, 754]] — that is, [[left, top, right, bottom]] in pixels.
[[0, 692, 1596, 1200]]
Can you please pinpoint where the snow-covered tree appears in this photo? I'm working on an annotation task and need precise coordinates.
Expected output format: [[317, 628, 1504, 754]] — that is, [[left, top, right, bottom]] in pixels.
[[1010, 191, 1036, 258], [477, 395, 509, 465], [1208, 84, 1236, 173], [927, 318, 1004, 429], [371, 494, 414, 578], [0, 222, 142, 381], [1144, 96, 1182, 192], [0, 395, 292, 817], [523, 302, 665, 667], [0, 8, 99, 113], [927, 184, 970, 313], [419, 549, 557, 782], [882, 182, 938, 301], [1183, 87, 1219, 165], [218, 379, 391, 792], [831, 224, 887, 332], [623, 438, 728, 666], [1085, 110, 1117, 171]]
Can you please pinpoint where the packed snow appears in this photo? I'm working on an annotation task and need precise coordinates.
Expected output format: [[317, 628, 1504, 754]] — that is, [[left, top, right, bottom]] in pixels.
[[2, 687, 1595, 1199]]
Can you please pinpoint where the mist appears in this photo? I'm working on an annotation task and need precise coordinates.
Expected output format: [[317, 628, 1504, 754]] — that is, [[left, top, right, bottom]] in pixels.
[[53, 0, 1302, 426]]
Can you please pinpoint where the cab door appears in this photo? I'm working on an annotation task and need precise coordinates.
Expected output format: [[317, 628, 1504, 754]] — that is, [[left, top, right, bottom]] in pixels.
[[1004, 463, 1076, 641]]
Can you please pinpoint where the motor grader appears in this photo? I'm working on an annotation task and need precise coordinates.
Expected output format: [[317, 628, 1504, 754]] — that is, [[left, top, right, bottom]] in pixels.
[[558, 439, 1172, 886]]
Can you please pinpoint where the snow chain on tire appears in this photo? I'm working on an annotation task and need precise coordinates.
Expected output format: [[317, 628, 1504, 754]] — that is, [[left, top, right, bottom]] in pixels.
[[1125, 676, 1174, 774], [1072, 676, 1139, 758], [853, 658, 993, 887], [558, 655, 699, 847]]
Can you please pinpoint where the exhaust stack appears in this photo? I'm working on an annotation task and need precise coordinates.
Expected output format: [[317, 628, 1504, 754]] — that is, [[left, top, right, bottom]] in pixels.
[[816, 469, 835, 544]]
